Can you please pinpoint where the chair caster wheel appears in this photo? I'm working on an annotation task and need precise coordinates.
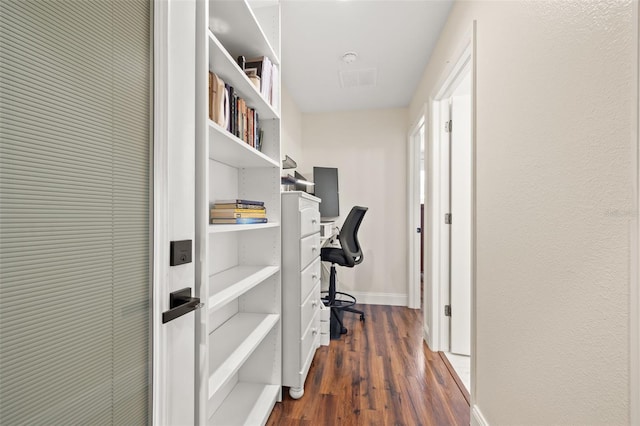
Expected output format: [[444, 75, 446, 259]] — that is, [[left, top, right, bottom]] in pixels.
[[360, 315, 365, 321], [341, 327, 347, 334]]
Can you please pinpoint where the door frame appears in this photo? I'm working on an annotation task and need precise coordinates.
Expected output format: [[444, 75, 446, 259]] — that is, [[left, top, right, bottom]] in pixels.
[[426, 26, 473, 354], [408, 109, 426, 310], [632, 2, 639, 424], [152, 0, 197, 424]]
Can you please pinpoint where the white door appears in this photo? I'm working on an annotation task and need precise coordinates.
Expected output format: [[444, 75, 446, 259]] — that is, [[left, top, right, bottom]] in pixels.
[[449, 73, 472, 356], [0, 1, 161, 424], [0, 2, 197, 424]]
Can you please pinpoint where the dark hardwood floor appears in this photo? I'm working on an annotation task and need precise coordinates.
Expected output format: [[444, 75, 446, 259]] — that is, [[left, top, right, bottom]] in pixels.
[[267, 304, 470, 425]]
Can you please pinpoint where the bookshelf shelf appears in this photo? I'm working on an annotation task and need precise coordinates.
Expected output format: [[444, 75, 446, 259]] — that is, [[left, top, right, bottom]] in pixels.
[[208, 265, 279, 312], [208, 313, 279, 398], [208, 120, 279, 168], [208, 222, 280, 234], [208, 383, 279, 426], [208, 0, 280, 66]]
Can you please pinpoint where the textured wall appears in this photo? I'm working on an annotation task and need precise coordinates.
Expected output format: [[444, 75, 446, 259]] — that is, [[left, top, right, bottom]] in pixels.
[[299, 108, 409, 301], [410, 1, 636, 424]]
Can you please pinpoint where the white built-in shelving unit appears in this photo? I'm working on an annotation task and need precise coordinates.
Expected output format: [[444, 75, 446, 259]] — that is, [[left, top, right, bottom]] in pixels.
[[195, 1, 282, 424]]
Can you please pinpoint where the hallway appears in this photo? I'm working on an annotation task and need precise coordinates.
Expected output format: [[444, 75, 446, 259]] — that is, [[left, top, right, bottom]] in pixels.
[[267, 305, 469, 425]]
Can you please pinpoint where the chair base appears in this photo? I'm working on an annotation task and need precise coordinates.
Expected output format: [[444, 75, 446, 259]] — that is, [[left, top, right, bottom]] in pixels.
[[321, 264, 365, 338]]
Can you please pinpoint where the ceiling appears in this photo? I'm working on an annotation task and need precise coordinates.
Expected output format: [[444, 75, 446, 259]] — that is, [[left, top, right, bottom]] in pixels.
[[281, 0, 454, 113]]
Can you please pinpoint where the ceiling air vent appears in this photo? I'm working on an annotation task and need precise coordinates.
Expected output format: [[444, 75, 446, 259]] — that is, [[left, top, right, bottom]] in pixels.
[[339, 68, 377, 88]]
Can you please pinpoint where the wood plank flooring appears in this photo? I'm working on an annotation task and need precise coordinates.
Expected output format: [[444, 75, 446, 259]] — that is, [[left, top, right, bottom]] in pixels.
[[267, 304, 470, 425]]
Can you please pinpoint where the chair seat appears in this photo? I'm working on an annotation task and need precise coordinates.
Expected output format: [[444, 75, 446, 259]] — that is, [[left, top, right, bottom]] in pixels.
[[321, 247, 351, 267]]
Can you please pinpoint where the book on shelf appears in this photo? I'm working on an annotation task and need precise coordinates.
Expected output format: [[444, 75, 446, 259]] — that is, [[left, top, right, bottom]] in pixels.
[[214, 199, 265, 206], [256, 128, 264, 152], [210, 217, 268, 225], [211, 206, 265, 212], [211, 211, 267, 219], [228, 85, 237, 136], [245, 56, 278, 108], [213, 203, 266, 210], [271, 64, 279, 111], [248, 108, 254, 148], [209, 72, 226, 127]]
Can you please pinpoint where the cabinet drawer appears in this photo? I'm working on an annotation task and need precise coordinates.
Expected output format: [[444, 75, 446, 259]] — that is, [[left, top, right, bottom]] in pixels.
[[300, 207, 320, 238], [300, 257, 320, 304], [300, 232, 320, 270], [301, 282, 321, 334], [300, 309, 320, 371]]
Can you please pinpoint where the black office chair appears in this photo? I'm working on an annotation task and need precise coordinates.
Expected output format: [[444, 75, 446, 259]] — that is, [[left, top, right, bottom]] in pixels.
[[321, 206, 368, 336]]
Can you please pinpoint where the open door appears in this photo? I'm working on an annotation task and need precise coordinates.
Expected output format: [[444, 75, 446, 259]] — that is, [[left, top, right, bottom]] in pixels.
[[449, 73, 472, 356]]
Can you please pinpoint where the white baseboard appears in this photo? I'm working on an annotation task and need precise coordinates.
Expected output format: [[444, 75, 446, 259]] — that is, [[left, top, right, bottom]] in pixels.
[[349, 291, 408, 306], [423, 327, 431, 348], [471, 405, 489, 426]]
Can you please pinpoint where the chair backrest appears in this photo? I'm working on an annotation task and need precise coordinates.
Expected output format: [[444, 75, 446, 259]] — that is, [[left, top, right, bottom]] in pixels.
[[338, 206, 368, 267]]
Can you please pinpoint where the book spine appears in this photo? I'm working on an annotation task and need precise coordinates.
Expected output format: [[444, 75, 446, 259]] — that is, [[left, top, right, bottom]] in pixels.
[[242, 100, 248, 143], [211, 212, 267, 219], [213, 203, 265, 210], [224, 83, 233, 133], [254, 111, 259, 149], [208, 72, 214, 121], [210, 217, 268, 225], [230, 87, 236, 136], [249, 108, 254, 148], [214, 199, 264, 206]]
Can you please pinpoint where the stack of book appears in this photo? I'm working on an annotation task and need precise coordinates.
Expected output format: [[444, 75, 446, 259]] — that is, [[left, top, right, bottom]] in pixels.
[[210, 199, 267, 224]]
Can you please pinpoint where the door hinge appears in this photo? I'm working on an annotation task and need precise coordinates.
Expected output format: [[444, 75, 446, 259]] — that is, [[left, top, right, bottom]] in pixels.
[[444, 305, 451, 316], [416, 227, 421, 234], [444, 120, 451, 133], [444, 213, 452, 224]]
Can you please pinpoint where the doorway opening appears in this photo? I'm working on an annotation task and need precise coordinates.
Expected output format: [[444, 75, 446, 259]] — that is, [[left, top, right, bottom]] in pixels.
[[408, 26, 475, 402]]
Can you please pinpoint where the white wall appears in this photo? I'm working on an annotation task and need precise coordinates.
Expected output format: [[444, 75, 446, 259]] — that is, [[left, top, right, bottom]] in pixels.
[[281, 86, 303, 166], [410, 1, 637, 425], [299, 108, 409, 305]]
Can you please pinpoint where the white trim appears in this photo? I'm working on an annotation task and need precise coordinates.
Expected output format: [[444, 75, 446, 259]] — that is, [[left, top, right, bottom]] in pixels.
[[471, 405, 489, 426], [469, 19, 478, 409], [631, 2, 639, 425], [152, 0, 169, 423], [427, 27, 473, 354], [422, 327, 431, 349], [407, 106, 426, 310], [349, 291, 408, 307]]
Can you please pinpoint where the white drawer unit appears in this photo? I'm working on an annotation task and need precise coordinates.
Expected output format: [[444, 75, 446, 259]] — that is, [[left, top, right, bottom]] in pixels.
[[281, 191, 322, 399]]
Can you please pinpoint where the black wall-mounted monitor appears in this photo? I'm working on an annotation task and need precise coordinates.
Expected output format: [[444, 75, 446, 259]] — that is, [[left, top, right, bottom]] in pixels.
[[313, 167, 339, 218]]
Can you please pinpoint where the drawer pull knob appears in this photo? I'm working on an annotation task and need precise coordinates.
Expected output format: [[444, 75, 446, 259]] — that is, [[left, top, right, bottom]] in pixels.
[[312, 274, 318, 280], [311, 300, 318, 307], [312, 328, 318, 336], [311, 246, 317, 251]]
